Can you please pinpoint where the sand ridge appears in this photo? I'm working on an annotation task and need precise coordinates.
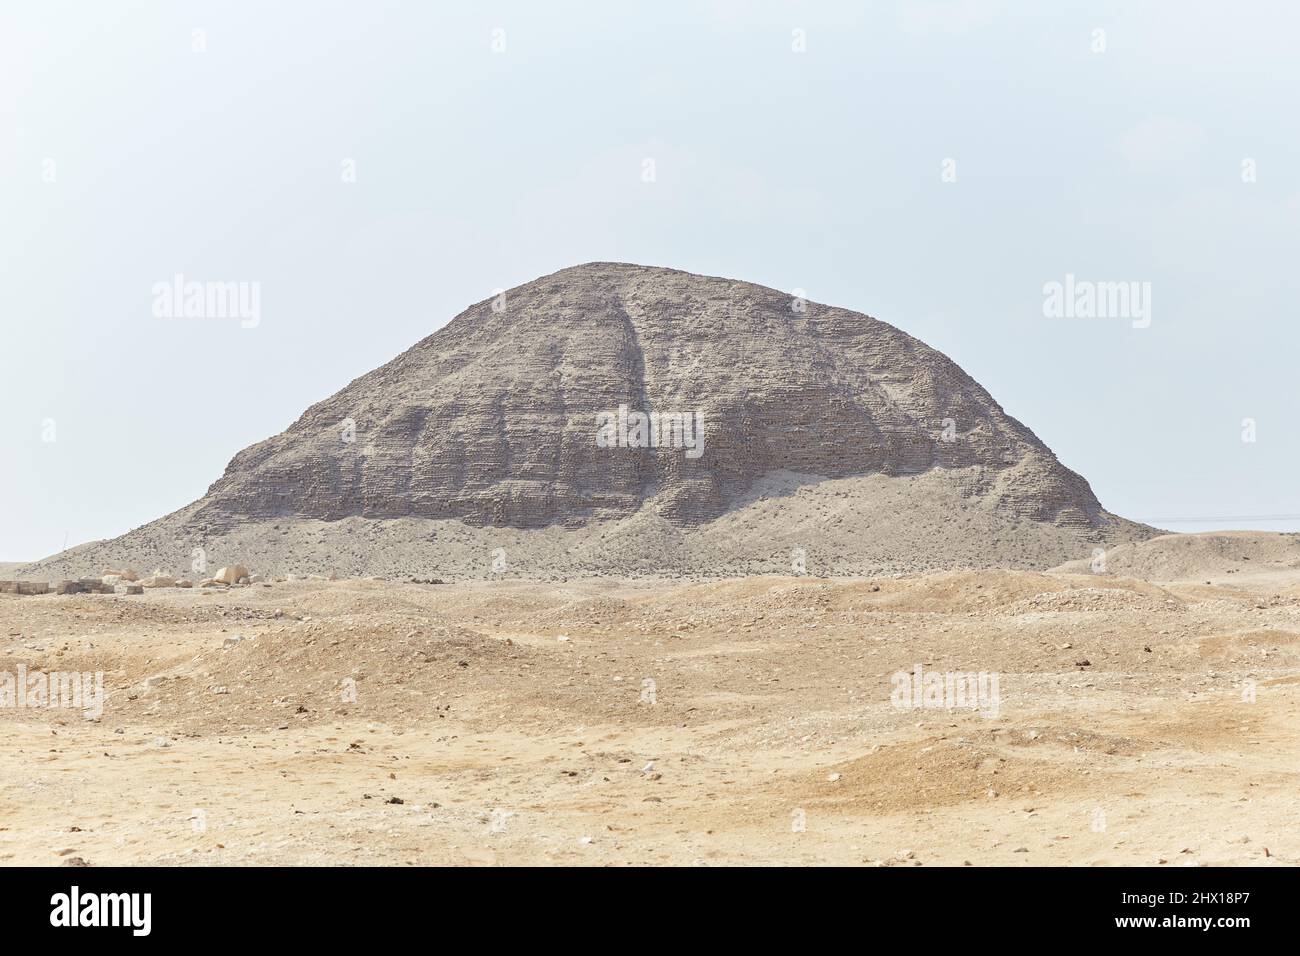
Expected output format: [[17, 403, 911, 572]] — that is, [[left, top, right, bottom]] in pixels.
[[2, 567, 1296, 866]]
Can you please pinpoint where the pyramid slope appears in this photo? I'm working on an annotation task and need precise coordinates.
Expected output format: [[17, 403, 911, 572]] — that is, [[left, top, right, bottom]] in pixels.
[[17, 263, 1154, 579]]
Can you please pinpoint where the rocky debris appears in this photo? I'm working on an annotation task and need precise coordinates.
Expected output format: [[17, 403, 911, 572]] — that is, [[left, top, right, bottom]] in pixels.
[[213, 565, 251, 586], [53, 579, 112, 594], [140, 571, 176, 588], [3, 578, 112, 596]]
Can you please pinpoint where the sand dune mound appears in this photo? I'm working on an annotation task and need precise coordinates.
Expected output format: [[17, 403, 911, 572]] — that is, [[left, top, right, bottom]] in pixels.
[[1053, 531, 1300, 582], [112, 612, 517, 733], [6, 571, 1297, 866], [1003, 585, 1181, 615], [1196, 628, 1300, 664]]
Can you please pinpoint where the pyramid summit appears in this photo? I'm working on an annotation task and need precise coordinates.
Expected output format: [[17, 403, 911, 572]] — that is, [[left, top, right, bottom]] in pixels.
[[20, 262, 1152, 580], [196, 261, 1126, 530]]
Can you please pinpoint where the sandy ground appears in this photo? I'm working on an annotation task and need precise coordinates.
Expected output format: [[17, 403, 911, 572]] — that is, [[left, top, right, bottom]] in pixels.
[[2, 567, 1298, 866]]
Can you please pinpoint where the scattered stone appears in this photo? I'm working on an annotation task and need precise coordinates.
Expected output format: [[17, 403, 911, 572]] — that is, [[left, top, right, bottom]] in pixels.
[[213, 565, 251, 586]]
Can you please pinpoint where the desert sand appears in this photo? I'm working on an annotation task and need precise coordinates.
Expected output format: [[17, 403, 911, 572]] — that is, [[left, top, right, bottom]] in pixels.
[[3, 534, 1298, 866]]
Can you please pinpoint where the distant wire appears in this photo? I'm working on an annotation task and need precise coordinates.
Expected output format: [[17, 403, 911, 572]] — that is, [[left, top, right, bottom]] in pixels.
[[1138, 514, 1300, 524]]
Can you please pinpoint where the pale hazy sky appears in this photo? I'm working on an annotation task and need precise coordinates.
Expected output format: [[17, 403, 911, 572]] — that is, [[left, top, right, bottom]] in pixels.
[[3, 1, 1298, 560]]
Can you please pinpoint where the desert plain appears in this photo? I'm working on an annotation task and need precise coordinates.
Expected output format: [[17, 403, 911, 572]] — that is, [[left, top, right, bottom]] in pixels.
[[2, 531, 1298, 867]]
